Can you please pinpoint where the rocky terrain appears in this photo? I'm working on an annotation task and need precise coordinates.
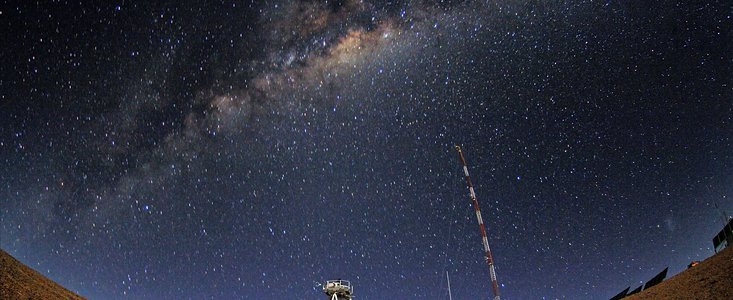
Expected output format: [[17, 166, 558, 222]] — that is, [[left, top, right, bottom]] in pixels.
[[626, 246, 733, 300], [0, 248, 84, 300]]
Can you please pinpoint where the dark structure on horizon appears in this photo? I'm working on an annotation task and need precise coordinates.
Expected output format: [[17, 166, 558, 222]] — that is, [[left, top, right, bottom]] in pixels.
[[609, 287, 630, 300], [626, 285, 642, 296], [609, 216, 732, 299], [713, 218, 733, 253], [608, 267, 668, 299], [643, 268, 668, 290]]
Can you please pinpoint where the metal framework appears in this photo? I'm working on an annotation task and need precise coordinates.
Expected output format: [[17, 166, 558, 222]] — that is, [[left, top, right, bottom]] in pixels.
[[455, 145, 500, 300], [323, 280, 353, 300]]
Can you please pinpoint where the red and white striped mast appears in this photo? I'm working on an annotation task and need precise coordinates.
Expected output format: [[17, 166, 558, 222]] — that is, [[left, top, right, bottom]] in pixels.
[[455, 145, 500, 300]]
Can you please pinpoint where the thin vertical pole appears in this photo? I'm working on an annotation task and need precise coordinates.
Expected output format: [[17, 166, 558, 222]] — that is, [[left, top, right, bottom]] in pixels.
[[455, 145, 501, 300], [446, 271, 453, 300]]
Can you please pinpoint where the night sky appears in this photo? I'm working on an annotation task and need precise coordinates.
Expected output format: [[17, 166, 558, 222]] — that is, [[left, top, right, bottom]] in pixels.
[[1, 1, 732, 299]]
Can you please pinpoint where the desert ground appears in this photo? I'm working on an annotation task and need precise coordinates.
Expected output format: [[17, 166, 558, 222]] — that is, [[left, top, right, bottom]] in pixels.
[[625, 246, 733, 300], [0, 248, 84, 300]]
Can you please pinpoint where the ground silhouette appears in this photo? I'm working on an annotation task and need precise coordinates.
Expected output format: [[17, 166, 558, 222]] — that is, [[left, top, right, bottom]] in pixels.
[[625, 246, 733, 300], [0, 248, 84, 300]]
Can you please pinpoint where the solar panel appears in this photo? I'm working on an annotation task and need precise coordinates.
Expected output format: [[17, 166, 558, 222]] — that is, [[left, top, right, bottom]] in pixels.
[[643, 267, 668, 290], [609, 286, 629, 300], [713, 219, 733, 252], [627, 285, 642, 296]]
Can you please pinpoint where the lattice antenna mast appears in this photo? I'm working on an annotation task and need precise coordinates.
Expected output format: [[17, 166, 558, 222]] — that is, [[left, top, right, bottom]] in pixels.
[[455, 145, 500, 300]]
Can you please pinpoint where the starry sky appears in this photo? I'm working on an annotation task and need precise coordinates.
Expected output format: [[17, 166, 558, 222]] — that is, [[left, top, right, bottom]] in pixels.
[[1, 1, 732, 299]]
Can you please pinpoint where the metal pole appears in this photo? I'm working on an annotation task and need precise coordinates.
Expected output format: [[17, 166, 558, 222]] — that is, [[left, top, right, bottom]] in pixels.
[[455, 145, 501, 300], [446, 271, 453, 300]]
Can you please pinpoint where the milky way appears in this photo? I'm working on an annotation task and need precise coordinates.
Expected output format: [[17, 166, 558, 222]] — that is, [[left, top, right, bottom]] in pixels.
[[1, 1, 732, 299]]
